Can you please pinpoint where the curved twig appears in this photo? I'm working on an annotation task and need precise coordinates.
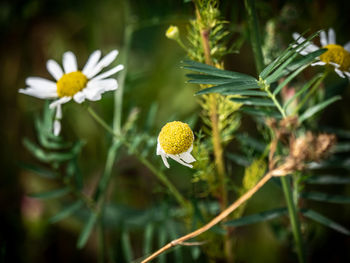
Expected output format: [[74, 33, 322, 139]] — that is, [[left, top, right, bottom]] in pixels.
[[141, 167, 288, 263]]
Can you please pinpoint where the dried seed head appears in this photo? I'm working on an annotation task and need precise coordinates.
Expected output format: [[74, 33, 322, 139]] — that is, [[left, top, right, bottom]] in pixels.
[[290, 132, 336, 165]]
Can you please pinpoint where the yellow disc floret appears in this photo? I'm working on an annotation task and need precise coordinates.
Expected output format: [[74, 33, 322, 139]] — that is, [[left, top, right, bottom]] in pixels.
[[158, 121, 194, 155], [57, 71, 88, 98], [320, 44, 350, 71]]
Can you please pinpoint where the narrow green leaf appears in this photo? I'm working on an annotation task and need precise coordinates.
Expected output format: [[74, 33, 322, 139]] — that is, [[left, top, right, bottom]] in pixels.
[[301, 191, 350, 204], [260, 30, 320, 79], [221, 90, 268, 96], [230, 97, 275, 107], [273, 64, 309, 95], [143, 223, 154, 256], [50, 200, 83, 223], [191, 246, 201, 261], [29, 187, 70, 199], [265, 52, 300, 84], [77, 212, 98, 249], [239, 107, 282, 118], [187, 74, 234, 85], [19, 162, 57, 179], [183, 60, 255, 80], [305, 175, 350, 185], [282, 48, 327, 74], [260, 46, 295, 79], [23, 139, 78, 163], [301, 209, 350, 235], [283, 73, 323, 110], [299, 96, 341, 123], [333, 143, 350, 153], [158, 225, 167, 263], [224, 208, 288, 227], [196, 80, 259, 95], [144, 103, 158, 132], [167, 221, 183, 262], [121, 229, 134, 262], [319, 126, 350, 139]]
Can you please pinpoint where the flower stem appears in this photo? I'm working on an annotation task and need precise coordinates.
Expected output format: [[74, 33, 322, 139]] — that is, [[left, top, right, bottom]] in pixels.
[[195, 4, 231, 261], [280, 176, 305, 263], [87, 106, 191, 212]]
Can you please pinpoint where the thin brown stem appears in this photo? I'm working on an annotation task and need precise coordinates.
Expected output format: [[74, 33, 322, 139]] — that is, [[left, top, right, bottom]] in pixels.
[[141, 168, 287, 263]]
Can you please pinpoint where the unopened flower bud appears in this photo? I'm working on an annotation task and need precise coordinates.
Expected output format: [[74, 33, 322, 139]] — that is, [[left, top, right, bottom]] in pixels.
[[166, 25, 180, 41]]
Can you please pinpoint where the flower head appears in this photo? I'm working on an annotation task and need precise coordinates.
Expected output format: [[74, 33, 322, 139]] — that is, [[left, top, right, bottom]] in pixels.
[[19, 50, 124, 135], [293, 28, 350, 79], [165, 25, 180, 41], [157, 121, 196, 168]]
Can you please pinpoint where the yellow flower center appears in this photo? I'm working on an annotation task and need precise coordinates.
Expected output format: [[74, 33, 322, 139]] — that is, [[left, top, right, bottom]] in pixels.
[[56, 71, 88, 98], [320, 44, 350, 71], [158, 121, 194, 155]]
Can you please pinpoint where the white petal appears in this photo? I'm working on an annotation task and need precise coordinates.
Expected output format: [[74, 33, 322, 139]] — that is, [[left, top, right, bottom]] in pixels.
[[26, 77, 57, 89], [86, 50, 119, 79], [344, 71, 350, 78], [82, 50, 101, 76], [62, 51, 78, 73], [335, 68, 345, 78], [311, 61, 326, 66], [161, 154, 170, 168], [88, 78, 118, 92], [344, 41, 350, 52], [292, 33, 318, 55], [73, 91, 86, 103], [82, 86, 102, 101], [91, 64, 124, 81], [46, 59, 63, 80], [56, 104, 62, 119], [320, 30, 327, 46], [292, 32, 305, 43], [328, 28, 336, 44], [49, 97, 71, 109], [169, 155, 193, 168], [53, 120, 61, 136], [304, 43, 319, 52], [329, 62, 340, 68], [19, 88, 57, 99], [180, 152, 196, 163]]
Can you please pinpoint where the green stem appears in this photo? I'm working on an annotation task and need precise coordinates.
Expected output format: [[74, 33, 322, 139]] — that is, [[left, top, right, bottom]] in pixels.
[[263, 84, 305, 263], [94, 3, 134, 259], [265, 87, 287, 118], [244, 0, 265, 73], [87, 106, 191, 212], [281, 176, 305, 263], [293, 70, 329, 115]]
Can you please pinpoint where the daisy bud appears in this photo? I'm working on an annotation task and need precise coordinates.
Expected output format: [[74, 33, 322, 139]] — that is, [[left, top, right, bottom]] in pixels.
[[166, 25, 180, 41]]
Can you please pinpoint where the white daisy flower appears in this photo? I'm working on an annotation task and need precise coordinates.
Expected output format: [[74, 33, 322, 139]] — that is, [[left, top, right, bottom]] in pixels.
[[157, 121, 196, 168], [19, 50, 124, 135], [293, 28, 350, 79]]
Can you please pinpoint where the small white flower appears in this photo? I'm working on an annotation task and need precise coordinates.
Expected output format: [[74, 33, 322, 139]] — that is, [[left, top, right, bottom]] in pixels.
[[293, 28, 350, 79], [19, 50, 124, 135], [156, 121, 196, 168]]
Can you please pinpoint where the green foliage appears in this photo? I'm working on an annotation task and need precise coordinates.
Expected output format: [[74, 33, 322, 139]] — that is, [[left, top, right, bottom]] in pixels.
[[301, 209, 350, 235], [225, 207, 288, 227]]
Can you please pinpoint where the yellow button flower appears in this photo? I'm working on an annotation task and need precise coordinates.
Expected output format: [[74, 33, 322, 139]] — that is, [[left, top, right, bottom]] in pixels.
[[157, 121, 196, 168]]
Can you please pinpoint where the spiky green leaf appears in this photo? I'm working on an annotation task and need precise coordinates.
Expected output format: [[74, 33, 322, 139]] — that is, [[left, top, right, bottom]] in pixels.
[[301, 209, 350, 235]]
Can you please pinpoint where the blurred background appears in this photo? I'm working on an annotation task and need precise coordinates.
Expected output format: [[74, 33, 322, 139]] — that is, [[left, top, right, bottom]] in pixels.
[[1, 0, 350, 262]]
